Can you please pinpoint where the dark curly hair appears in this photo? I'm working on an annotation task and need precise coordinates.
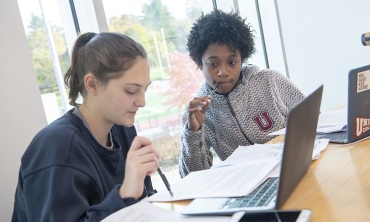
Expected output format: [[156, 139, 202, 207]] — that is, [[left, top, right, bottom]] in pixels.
[[187, 10, 255, 68]]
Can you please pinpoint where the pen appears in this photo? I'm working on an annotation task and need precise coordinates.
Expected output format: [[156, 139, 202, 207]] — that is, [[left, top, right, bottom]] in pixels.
[[157, 167, 173, 196], [197, 82, 222, 110], [209, 82, 222, 97]]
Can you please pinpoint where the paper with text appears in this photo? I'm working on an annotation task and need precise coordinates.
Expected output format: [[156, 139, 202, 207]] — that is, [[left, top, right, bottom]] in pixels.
[[317, 109, 347, 126], [145, 159, 279, 202], [212, 139, 329, 168], [269, 109, 347, 135], [101, 201, 230, 222]]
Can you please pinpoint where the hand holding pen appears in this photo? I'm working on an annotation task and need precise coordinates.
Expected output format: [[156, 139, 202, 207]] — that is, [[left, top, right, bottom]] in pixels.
[[209, 82, 222, 97], [187, 82, 222, 132], [119, 136, 160, 199]]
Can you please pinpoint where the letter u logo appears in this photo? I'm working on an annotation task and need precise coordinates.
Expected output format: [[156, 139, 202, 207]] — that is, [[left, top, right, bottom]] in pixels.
[[356, 118, 363, 137], [253, 111, 273, 131]]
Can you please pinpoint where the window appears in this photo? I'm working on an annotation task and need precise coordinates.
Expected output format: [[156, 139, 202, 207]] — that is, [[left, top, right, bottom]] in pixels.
[[102, 0, 217, 189], [101, 0, 276, 190], [17, 0, 277, 191], [17, 0, 73, 123]]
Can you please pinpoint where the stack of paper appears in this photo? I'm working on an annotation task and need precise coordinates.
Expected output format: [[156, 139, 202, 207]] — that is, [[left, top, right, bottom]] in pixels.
[[145, 159, 279, 202], [269, 109, 347, 136], [144, 139, 328, 203], [101, 201, 230, 222], [211, 139, 329, 169], [316, 109, 347, 134]]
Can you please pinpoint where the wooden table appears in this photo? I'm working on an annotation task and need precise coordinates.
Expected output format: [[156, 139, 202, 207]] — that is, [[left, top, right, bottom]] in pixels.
[[281, 138, 370, 221], [154, 137, 370, 221]]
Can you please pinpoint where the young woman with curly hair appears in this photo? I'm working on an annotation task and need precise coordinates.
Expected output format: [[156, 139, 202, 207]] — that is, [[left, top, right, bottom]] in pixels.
[[179, 10, 305, 177]]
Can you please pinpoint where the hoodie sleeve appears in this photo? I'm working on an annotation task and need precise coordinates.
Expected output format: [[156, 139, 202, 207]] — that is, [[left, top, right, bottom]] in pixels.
[[178, 106, 213, 178]]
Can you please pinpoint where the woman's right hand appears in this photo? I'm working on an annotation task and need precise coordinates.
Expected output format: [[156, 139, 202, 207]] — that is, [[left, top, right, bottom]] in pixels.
[[119, 136, 160, 199], [187, 96, 211, 132]]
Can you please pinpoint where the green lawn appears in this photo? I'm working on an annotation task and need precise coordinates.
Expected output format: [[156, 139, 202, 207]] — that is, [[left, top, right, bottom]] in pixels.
[[48, 86, 180, 124], [135, 91, 180, 123]]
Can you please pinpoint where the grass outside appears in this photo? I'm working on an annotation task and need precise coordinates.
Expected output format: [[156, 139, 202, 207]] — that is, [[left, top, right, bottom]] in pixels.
[[150, 66, 169, 80], [41, 82, 182, 128], [136, 91, 181, 123]]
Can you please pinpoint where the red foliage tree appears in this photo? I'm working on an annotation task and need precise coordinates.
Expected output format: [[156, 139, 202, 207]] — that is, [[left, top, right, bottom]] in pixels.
[[162, 51, 204, 110]]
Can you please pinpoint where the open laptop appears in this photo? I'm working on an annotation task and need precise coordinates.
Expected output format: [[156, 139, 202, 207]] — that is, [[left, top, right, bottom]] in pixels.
[[181, 85, 323, 215], [316, 64, 370, 144]]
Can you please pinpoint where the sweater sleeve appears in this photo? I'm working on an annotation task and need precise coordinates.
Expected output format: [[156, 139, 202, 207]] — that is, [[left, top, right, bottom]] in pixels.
[[15, 166, 137, 222], [178, 109, 213, 178]]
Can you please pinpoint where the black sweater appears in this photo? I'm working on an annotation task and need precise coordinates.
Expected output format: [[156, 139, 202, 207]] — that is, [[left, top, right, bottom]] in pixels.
[[12, 109, 155, 222]]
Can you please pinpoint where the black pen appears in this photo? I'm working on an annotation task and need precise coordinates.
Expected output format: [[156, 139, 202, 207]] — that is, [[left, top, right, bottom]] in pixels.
[[209, 82, 222, 97], [197, 82, 222, 109], [157, 167, 173, 196]]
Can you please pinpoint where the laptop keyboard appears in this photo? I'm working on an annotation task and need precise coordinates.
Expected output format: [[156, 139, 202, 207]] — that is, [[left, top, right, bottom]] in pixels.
[[221, 177, 279, 209]]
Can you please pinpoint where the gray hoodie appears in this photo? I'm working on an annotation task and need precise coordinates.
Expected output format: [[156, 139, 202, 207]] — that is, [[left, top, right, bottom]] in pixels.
[[179, 64, 305, 177]]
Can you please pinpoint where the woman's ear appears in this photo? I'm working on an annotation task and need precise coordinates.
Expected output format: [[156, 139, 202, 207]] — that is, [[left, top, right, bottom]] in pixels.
[[84, 73, 98, 95]]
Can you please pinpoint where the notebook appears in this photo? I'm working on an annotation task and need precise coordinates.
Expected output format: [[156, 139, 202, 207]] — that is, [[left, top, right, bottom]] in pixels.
[[181, 85, 323, 215], [316, 64, 370, 143]]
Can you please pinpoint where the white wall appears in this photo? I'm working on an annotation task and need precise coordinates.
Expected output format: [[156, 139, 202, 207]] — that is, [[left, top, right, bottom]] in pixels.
[[276, 0, 370, 111], [0, 0, 47, 220]]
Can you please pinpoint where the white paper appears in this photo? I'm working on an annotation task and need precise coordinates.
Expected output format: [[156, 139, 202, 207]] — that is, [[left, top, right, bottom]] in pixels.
[[316, 125, 347, 134], [212, 139, 329, 168], [101, 201, 230, 222], [212, 144, 283, 168], [268, 128, 286, 136], [316, 109, 347, 134], [269, 109, 348, 136], [145, 159, 279, 202], [317, 109, 347, 126], [269, 125, 347, 135], [311, 139, 329, 160]]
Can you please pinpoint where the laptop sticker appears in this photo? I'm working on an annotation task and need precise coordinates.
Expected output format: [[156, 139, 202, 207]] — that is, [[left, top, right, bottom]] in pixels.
[[357, 70, 370, 93], [354, 116, 370, 139]]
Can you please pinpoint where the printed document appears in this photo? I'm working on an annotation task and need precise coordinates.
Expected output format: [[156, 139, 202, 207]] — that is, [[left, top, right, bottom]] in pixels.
[[269, 109, 347, 135], [101, 201, 230, 222], [212, 139, 329, 169], [145, 159, 279, 202]]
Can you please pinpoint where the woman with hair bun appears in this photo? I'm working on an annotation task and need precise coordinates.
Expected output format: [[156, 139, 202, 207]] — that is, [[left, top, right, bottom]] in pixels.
[[12, 32, 160, 221]]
